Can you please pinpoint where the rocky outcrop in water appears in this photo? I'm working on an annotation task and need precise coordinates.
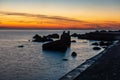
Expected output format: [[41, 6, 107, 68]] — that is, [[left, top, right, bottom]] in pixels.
[[42, 31, 71, 52], [71, 30, 120, 41], [71, 52, 77, 57], [78, 31, 120, 41], [33, 34, 53, 42], [46, 33, 59, 39], [93, 47, 101, 50]]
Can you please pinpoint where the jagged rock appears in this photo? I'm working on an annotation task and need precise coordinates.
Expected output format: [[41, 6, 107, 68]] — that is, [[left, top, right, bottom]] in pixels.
[[33, 34, 41, 39], [42, 31, 71, 52]]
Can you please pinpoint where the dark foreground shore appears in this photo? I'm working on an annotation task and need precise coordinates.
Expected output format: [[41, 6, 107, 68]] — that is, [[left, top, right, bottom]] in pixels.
[[75, 41, 120, 80], [60, 41, 120, 80]]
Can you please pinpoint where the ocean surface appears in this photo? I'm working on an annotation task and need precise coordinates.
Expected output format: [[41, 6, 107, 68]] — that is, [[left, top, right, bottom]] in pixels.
[[0, 30, 103, 80]]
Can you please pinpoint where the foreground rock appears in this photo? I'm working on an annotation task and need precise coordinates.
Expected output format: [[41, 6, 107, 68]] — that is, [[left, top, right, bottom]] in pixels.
[[42, 31, 71, 52]]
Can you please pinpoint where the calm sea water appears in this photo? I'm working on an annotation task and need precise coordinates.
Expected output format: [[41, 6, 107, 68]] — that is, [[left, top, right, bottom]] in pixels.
[[0, 30, 103, 80]]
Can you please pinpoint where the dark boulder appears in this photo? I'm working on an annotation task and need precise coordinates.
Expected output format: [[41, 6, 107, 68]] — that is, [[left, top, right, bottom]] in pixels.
[[42, 31, 71, 52], [46, 33, 59, 38], [62, 58, 68, 61], [33, 34, 53, 42], [93, 47, 101, 50], [71, 40, 76, 43], [71, 33, 79, 37], [77, 30, 120, 41], [99, 41, 113, 46], [33, 34, 41, 39], [99, 41, 106, 46], [71, 52, 77, 57], [18, 45, 24, 48], [42, 40, 68, 52], [91, 42, 99, 46], [102, 46, 107, 49]]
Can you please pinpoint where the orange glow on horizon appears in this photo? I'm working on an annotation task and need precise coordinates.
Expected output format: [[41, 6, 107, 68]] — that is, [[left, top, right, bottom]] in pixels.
[[0, 12, 120, 29]]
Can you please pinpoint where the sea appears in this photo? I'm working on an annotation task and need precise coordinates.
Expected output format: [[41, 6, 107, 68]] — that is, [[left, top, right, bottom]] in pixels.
[[0, 30, 103, 80]]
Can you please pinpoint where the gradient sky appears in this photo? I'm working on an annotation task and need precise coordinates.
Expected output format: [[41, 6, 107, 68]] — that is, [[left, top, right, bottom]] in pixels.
[[0, 0, 120, 29]]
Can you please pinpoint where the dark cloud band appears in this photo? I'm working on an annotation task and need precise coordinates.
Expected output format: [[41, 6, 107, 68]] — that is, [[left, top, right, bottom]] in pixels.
[[0, 11, 83, 22]]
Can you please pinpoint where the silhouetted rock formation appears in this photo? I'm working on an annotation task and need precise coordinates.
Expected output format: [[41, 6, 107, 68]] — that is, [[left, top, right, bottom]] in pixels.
[[71, 33, 79, 37], [46, 33, 59, 39], [78, 30, 120, 41], [33, 34, 53, 42], [33, 34, 41, 39], [42, 31, 71, 52], [60, 31, 71, 46], [71, 30, 120, 41]]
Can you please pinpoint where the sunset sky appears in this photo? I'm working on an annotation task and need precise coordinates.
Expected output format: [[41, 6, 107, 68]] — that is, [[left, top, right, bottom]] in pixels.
[[0, 0, 120, 29]]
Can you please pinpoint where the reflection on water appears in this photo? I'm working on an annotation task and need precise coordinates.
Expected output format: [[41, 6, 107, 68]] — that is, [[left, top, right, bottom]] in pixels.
[[43, 47, 72, 61], [0, 30, 103, 80], [42, 50, 66, 60]]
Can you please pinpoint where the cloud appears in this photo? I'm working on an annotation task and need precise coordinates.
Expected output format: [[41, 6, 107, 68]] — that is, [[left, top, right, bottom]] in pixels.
[[0, 11, 84, 22]]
